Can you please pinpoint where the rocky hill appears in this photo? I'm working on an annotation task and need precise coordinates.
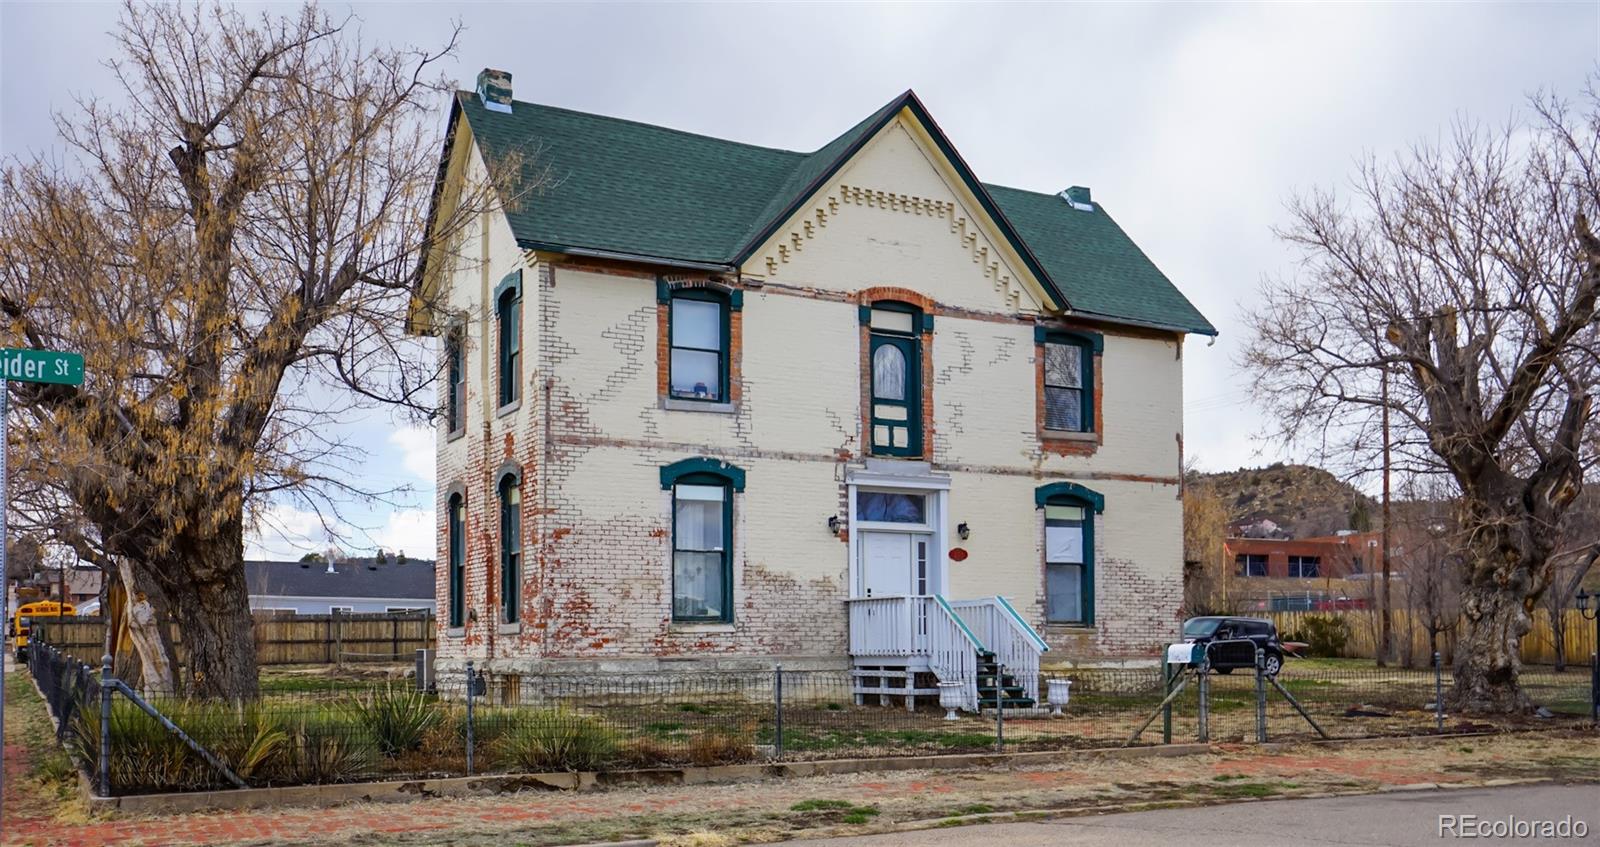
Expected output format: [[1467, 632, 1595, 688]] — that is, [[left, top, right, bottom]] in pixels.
[[1188, 463, 1377, 539]]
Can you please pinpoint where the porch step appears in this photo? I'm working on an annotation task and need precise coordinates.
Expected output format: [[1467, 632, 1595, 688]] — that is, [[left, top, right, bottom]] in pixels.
[[978, 697, 1037, 709]]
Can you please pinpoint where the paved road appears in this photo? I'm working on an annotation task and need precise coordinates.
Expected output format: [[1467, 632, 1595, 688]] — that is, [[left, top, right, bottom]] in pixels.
[[787, 784, 1599, 846]]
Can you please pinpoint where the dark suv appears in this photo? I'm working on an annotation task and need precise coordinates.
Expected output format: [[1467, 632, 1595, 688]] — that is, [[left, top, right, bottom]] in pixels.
[[1181, 616, 1285, 675]]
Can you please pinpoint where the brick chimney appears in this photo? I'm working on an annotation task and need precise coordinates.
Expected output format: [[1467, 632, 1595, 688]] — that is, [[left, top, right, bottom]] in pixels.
[[476, 68, 513, 114]]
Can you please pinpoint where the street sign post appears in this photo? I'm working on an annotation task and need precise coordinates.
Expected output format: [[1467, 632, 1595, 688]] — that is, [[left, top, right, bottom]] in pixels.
[[1, 348, 84, 824]]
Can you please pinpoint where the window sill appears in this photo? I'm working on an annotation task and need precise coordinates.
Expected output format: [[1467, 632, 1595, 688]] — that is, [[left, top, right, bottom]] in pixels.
[[446, 427, 465, 443], [1044, 622, 1096, 631], [668, 621, 735, 634], [660, 397, 737, 414], [445, 626, 466, 639], [496, 622, 522, 635], [1042, 429, 1098, 442], [495, 400, 522, 419]]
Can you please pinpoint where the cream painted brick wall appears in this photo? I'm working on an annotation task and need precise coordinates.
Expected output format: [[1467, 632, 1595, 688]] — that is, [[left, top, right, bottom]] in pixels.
[[430, 112, 1192, 670]]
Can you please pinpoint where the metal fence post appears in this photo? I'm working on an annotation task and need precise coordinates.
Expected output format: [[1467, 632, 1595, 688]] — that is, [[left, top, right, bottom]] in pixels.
[[1254, 647, 1267, 743], [464, 660, 475, 776], [1161, 661, 1174, 744], [1434, 651, 1444, 731], [1589, 652, 1597, 726], [98, 653, 112, 797], [773, 664, 784, 762], [994, 663, 1005, 753], [1197, 657, 1210, 743]]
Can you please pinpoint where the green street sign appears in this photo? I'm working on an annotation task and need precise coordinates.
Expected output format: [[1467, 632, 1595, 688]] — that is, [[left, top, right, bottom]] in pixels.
[[0, 348, 84, 386]]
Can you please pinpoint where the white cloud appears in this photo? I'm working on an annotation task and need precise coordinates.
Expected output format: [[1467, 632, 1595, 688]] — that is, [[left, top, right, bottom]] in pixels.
[[388, 425, 435, 484], [374, 508, 436, 562], [247, 504, 346, 561]]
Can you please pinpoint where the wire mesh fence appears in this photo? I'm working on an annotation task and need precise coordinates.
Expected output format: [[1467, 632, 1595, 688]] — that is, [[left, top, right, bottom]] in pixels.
[[22, 639, 1597, 797]]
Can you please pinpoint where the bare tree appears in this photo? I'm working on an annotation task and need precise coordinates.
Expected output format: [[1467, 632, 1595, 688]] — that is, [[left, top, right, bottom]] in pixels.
[[1183, 478, 1233, 615], [1538, 490, 1600, 671], [1394, 491, 1462, 667], [0, 2, 510, 697], [1243, 89, 1600, 712]]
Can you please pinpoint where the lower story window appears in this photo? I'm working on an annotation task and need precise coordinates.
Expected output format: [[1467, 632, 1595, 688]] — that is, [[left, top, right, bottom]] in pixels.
[[1044, 503, 1092, 624], [1288, 555, 1320, 578], [673, 480, 730, 622]]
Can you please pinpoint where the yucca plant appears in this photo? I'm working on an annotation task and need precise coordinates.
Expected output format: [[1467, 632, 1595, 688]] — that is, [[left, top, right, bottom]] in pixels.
[[349, 685, 441, 758], [495, 709, 617, 772]]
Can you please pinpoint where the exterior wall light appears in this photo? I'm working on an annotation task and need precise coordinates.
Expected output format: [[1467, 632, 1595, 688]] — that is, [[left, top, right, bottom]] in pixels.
[[827, 515, 841, 536], [957, 522, 971, 540]]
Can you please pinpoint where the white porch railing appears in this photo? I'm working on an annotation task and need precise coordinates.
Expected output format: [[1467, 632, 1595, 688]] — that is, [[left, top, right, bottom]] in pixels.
[[846, 595, 985, 711], [949, 596, 1050, 703]]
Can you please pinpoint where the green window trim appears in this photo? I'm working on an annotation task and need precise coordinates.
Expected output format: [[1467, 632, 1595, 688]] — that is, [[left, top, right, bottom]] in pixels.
[[866, 300, 924, 458], [445, 327, 466, 435], [670, 470, 735, 624], [660, 457, 747, 491], [497, 467, 522, 625], [447, 490, 465, 628], [667, 287, 731, 403], [1040, 482, 1102, 627], [1033, 481, 1105, 512], [496, 271, 523, 408], [1040, 330, 1095, 435]]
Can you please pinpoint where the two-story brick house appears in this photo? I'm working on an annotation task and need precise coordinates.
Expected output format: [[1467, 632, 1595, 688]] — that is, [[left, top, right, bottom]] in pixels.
[[410, 70, 1215, 707]]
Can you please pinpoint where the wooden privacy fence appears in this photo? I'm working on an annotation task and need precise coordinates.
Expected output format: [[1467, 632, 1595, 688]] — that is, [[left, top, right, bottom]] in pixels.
[[1269, 608, 1596, 667], [33, 612, 435, 667]]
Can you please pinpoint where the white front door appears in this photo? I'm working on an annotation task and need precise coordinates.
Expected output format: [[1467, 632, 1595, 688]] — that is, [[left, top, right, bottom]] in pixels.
[[859, 531, 932, 597]]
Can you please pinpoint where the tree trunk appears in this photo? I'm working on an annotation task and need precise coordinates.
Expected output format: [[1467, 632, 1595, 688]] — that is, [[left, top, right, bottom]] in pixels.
[[116, 557, 176, 695], [1450, 579, 1532, 713], [1550, 607, 1567, 673], [122, 517, 259, 699]]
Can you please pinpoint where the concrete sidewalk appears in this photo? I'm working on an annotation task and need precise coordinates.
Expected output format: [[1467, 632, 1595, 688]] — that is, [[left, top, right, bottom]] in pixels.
[[785, 784, 1599, 846]]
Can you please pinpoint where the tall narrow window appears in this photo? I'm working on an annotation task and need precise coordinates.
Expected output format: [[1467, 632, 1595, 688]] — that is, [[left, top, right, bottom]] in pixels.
[[447, 493, 465, 628], [672, 475, 731, 622], [496, 282, 522, 408], [1043, 336, 1092, 432], [867, 302, 922, 456], [498, 471, 521, 624], [1044, 502, 1092, 624], [669, 290, 728, 402], [445, 329, 465, 435]]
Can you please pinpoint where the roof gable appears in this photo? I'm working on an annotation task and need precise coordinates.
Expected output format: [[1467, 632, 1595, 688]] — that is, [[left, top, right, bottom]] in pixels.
[[448, 90, 1216, 335]]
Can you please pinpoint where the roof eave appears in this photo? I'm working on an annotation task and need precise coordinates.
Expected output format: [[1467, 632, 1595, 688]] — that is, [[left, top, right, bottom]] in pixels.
[[520, 239, 736, 273]]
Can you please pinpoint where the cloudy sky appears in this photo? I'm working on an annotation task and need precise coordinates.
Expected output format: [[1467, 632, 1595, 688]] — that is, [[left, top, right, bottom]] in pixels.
[[3, 2, 1595, 560]]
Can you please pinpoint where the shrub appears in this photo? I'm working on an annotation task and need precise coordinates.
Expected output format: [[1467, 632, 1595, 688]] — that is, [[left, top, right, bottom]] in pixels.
[[616, 735, 675, 769], [350, 686, 441, 758], [495, 709, 617, 772], [1285, 614, 1351, 657], [281, 715, 373, 784], [687, 728, 755, 766]]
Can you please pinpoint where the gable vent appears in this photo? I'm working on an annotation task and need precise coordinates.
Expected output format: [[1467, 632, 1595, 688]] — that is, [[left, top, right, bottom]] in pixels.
[[1059, 185, 1093, 212]]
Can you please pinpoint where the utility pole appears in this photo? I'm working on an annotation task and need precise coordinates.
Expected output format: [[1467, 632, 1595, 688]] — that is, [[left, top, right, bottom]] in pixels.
[[1379, 369, 1393, 668]]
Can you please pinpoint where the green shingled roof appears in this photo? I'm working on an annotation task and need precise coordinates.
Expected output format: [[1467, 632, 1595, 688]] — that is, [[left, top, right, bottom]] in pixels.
[[454, 90, 1215, 335]]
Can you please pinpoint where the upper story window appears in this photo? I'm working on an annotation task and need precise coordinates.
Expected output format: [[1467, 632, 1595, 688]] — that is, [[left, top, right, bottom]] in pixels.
[[498, 468, 522, 625], [669, 289, 728, 402], [866, 302, 923, 457], [496, 272, 523, 409], [445, 328, 466, 435], [1043, 334, 1092, 433], [447, 491, 465, 628]]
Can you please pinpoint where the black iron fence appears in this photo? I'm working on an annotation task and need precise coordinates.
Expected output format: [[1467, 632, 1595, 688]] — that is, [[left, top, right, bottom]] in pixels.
[[24, 637, 1598, 798]]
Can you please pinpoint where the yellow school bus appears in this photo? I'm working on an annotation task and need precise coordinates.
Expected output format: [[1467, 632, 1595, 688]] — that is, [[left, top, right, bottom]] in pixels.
[[10, 600, 74, 661]]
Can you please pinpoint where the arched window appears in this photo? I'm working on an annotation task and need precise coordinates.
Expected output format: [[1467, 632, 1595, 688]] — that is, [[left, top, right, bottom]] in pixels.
[[447, 491, 465, 628], [498, 469, 522, 625], [668, 288, 729, 402], [1037, 482, 1103, 625], [495, 271, 522, 408], [660, 458, 745, 623], [445, 328, 466, 435], [865, 301, 922, 456]]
